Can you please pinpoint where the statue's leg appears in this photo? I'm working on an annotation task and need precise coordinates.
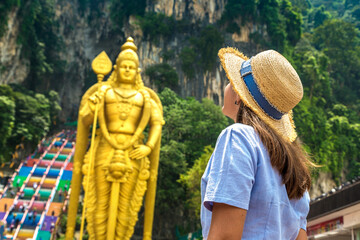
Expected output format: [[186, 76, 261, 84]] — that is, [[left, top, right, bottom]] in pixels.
[[115, 166, 139, 240], [82, 152, 96, 240], [94, 165, 111, 240], [115, 157, 150, 239]]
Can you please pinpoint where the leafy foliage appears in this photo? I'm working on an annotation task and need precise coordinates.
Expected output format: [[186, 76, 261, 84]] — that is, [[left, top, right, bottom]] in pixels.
[[180, 26, 224, 78], [0, 84, 61, 163], [221, 0, 302, 51], [137, 12, 175, 43], [179, 47, 197, 79], [312, 19, 360, 103], [287, 0, 360, 183], [0, 95, 15, 163], [0, 0, 20, 37], [145, 63, 179, 92], [291, 14, 360, 182], [17, 0, 64, 91], [154, 88, 228, 237], [192, 26, 225, 72], [220, 0, 256, 33], [110, 0, 147, 30], [179, 145, 214, 226]]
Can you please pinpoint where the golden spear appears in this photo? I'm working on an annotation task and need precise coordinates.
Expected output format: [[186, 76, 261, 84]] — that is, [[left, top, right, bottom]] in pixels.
[[65, 51, 112, 240], [79, 51, 112, 239]]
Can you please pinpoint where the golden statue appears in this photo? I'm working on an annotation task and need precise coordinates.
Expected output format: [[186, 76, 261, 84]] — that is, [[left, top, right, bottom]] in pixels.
[[65, 37, 164, 240]]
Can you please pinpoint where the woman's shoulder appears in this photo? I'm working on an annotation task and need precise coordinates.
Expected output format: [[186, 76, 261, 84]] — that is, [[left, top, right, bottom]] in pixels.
[[217, 123, 260, 149], [222, 123, 258, 140], [225, 123, 256, 133]]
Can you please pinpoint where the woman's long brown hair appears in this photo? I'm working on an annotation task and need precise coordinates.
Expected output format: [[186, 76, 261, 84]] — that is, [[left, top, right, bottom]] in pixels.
[[236, 101, 313, 199]]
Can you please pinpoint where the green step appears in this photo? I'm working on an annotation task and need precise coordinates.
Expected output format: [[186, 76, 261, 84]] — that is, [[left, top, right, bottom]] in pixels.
[[57, 180, 71, 191], [13, 176, 27, 188]]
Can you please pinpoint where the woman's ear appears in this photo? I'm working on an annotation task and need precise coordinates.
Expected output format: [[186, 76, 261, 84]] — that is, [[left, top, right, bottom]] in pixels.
[[236, 95, 241, 105]]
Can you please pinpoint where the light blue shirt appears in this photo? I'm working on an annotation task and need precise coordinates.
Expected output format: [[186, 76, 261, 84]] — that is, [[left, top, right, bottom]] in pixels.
[[201, 123, 310, 239]]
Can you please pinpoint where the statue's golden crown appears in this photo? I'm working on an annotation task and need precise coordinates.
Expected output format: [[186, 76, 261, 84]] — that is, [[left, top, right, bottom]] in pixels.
[[116, 37, 139, 66], [121, 37, 138, 52]]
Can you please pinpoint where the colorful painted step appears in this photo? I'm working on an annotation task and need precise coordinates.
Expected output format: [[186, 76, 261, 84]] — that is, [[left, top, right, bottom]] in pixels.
[[55, 154, 68, 161], [41, 216, 57, 231], [18, 229, 35, 239], [60, 171, 72, 181], [36, 230, 51, 240], [18, 167, 32, 177], [33, 167, 47, 177], [43, 154, 56, 160], [25, 158, 39, 167], [12, 176, 27, 188], [37, 160, 52, 167], [0, 198, 13, 212], [38, 189, 52, 199], [57, 180, 70, 191], [46, 203, 62, 217], [47, 169, 60, 177]]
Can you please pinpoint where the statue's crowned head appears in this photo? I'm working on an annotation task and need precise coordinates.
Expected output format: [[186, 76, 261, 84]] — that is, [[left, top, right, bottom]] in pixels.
[[116, 37, 139, 68], [112, 37, 143, 89]]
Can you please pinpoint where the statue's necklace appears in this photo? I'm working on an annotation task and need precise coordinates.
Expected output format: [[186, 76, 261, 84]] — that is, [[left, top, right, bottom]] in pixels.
[[114, 91, 136, 123]]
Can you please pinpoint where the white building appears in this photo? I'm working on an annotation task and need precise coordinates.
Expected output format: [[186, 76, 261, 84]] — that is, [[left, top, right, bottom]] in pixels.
[[307, 178, 360, 240]]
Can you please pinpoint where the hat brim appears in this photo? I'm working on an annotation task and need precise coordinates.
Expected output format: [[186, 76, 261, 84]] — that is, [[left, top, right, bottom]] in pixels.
[[218, 47, 297, 142]]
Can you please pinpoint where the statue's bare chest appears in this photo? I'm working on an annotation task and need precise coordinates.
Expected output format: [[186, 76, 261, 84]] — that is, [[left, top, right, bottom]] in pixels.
[[104, 88, 144, 131]]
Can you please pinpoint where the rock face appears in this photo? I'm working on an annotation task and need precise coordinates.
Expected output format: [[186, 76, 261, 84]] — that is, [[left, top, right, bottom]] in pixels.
[[0, 8, 29, 85], [310, 172, 337, 199], [0, 0, 260, 121], [150, 0, 225, 23]]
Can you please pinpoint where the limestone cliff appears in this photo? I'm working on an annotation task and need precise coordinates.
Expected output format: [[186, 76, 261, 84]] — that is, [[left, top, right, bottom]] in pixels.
[[0, 0, 259, 121], [0, 7, 29, 85]]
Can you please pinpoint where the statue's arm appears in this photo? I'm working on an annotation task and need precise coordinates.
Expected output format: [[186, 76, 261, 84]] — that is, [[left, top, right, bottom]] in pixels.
[[79, 100, 95, 126], [145, 99, 164, 149], [79, 85, 109, 126], [66, 84, 108, 239], [143, 99, 164, 240]]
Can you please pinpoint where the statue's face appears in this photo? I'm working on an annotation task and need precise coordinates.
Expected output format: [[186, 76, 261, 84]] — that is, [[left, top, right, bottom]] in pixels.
[[118, 60, 137, 84]]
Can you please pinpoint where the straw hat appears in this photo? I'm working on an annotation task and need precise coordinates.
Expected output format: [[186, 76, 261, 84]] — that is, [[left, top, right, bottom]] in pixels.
[[218, 47, 303, 142]]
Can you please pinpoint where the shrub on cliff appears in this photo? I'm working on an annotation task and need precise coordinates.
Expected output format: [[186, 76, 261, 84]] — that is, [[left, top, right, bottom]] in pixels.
[[0, 84, 61, 163]]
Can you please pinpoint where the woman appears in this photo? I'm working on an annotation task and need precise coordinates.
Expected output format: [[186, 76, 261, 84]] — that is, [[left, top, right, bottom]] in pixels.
[[201, 48, 313, 240]]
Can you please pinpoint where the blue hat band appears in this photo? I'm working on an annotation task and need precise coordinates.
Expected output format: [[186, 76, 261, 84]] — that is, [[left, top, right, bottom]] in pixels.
[[240, 59, 284, 120]]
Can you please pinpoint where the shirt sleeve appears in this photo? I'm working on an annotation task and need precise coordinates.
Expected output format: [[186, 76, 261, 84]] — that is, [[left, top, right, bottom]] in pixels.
[[300, 191, 310, 230], [149, 98, 164, 125], [203, 126, 257, 212]]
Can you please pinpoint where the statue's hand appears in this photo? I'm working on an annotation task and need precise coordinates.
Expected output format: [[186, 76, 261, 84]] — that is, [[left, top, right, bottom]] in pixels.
[[88, 91, 104, 112], [82, 163, 94, 175], [129, 145, 151, 159]]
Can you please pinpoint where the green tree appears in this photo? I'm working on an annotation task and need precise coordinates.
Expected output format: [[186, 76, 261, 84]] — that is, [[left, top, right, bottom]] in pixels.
[[153, 88, 228, 237], [0, 96, 15, 162], [220, 0, 257, 33], [258, 0, 287, 50], [280, 0, 302, 46], [293, 37, 331, 101], [137, 12, 175, 43], [180, 26, 224, 77], [192, 26, 224, 72], [179, 145, 213, 228], [0, 84, 61, 162], [180, 47, 197, 79], [110, 0, 147, 30], [0, 0, 20, 37], [312, 19, 360, 103], [145, 63, 179, 92], [313, 6, 332, 28], [18, 0, 64, 91], [46, 90, 62, 128]]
